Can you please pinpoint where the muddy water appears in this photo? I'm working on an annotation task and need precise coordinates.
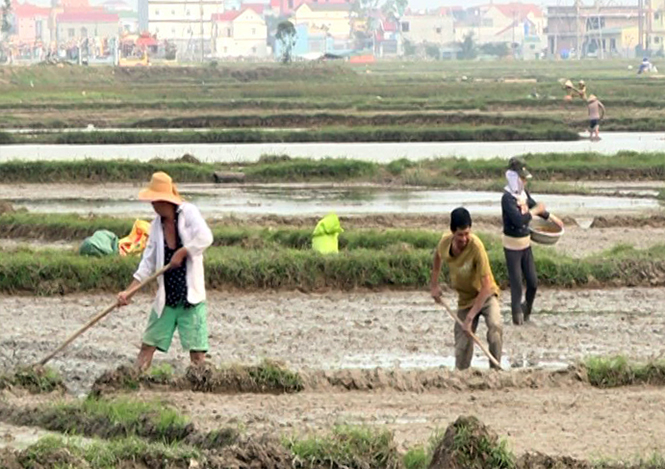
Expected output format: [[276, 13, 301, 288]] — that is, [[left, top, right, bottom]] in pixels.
[[0, 422, 60, 450], [2, 288, 665, 395], [1, 132, 664, 162], [5, 185, 660, 217]]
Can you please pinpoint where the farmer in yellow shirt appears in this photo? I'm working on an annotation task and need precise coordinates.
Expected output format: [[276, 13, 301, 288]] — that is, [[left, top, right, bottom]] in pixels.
[[430, 207, 502, 370]]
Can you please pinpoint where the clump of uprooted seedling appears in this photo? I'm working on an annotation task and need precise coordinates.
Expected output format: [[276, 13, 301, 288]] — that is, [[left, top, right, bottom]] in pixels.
[[0, 365, 65, 394], [92, 360, 304, 395], [584, 356, 665, 388], [2, 395, 240, 450], [429, 416, 515, 469], [186, 359, 305, 394], [286, 425, 402, 469]]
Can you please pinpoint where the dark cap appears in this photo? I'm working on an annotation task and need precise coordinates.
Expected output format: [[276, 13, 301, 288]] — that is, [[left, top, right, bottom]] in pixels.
[[508, 157, 532, 179]]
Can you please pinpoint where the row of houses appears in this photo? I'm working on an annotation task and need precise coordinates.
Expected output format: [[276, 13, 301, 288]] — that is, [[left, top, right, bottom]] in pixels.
[[6, 0, 665, 62], [7, 0, 138, 45], [140, 1, 549, 60]]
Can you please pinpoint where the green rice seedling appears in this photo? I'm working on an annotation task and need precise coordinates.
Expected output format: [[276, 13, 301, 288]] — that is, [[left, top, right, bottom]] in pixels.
[[11, 366, 65, 393], [286, 426, 401, 469]]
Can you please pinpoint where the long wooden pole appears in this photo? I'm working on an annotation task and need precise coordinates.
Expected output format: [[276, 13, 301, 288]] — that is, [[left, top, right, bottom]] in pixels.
[[37, 264, 171, 366], [437, 297, 503, 370]]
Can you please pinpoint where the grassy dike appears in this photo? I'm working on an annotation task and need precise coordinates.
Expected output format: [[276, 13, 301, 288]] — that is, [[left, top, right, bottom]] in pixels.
[[0, 125, 579, 145], [0, 242, 664, 294], [0, 151, 662, 184]]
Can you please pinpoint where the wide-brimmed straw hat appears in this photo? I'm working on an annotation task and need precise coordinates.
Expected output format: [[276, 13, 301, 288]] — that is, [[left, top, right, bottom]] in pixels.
[[138, 172, 183, 205], [587, 94, 597, 103]]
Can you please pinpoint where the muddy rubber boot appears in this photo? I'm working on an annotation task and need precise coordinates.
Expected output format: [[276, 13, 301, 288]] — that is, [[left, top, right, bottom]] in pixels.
[[512, 311, 524, 325], [522, 302, 532, 322]]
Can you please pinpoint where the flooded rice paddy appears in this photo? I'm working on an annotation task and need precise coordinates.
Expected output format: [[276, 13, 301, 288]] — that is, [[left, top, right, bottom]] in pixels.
[[1, 132, 664, 162]]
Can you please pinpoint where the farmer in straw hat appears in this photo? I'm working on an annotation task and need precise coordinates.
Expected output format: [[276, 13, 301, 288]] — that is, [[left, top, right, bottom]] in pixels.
[[587, 95, 605, 141], [117, 172, 213, 371], [430, 207, 503, 370]]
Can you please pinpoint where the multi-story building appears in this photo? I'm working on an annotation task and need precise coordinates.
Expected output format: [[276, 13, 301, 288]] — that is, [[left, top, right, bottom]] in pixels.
[[455, 2, 545, 49], [399, 11, 455, 46], [56, 11, 120, 43], [12, 3, 53, 45], [212, 7, 268, 57], [293, 3, 351, 39], [547, 2, 640, 58], [147, 0, 225, 56], [270, 0, 350, 17]]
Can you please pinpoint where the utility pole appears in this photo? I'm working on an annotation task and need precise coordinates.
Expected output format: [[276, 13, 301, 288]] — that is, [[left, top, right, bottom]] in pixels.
[[512, 9, 516, 58], [575, 0, 581, 59], [199, 0, 204, 62], [639, 0, 644, 51]]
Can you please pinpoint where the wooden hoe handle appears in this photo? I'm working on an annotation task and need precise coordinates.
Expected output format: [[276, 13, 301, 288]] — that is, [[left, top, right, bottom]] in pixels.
[[37, 264, 171, 366], [438, 298, 503, 370]]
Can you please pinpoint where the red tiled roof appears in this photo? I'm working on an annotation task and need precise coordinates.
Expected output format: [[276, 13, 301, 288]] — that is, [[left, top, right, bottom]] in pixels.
[[212, 10, 243, 22], [301, 3, 351, 12], [242, 3, 265, 14], [492, 3, 542, 19], [14, 2, 51, 17], [57, 11, 120, 22]]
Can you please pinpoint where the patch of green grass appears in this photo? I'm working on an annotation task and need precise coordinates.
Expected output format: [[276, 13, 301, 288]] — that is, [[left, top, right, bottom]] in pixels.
[[244, 157, 379, 181], [0, 131, 12, 144], [3, 241, 665, 294], [149, 363, 175, 382], [246, 359, 305, 393], [0, 159, 215, 183], [403, 446, 429, 469], [594, 452, 665, 468], [45, 396, 191, 442], [286, 426, 401, 469], [6, 125, 579, 145], [584, 356, 665, 388], [1, 151, 665, 187], [8, 366, 64, 393], [448, 417, 515, 469], [20, 435, 201, 469]]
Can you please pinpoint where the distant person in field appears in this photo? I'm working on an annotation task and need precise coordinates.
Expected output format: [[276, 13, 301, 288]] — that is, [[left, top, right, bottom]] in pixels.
[[638, 57, 657, 74], [501, 158, 563, 325], [577, 80, 587, 99], [587, 95, 605, 141], [430, 207, 502, 370], [117, 172, 213, 371]]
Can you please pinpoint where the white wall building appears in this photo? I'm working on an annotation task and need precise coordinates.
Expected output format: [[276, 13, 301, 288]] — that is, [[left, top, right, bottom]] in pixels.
[[212, 7, 268, 57], [148, 0, 224, 51]]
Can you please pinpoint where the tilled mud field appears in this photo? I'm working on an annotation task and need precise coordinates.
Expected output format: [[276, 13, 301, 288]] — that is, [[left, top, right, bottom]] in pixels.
[[139, 385, 665, 460], [2, 288, 665, 394], [2, 288, 665, 464]]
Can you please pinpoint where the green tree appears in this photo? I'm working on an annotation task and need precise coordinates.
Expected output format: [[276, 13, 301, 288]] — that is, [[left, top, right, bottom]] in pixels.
[[403, 38, 416, 57], [456, 32, 477, 60], [276, 20, 297, 63], [381, 0, 407, 20], [425, 43, 440, 60], [480, 42, 510, 58]]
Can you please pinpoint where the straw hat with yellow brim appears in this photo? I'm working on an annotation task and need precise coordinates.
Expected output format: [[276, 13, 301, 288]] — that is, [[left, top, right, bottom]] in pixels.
[[587, 94, 598, 103], [138, 172, 184, 205]]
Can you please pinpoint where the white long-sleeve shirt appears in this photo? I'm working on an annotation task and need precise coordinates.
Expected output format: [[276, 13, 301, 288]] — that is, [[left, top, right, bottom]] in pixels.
[[133, 202, 214, 315]]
